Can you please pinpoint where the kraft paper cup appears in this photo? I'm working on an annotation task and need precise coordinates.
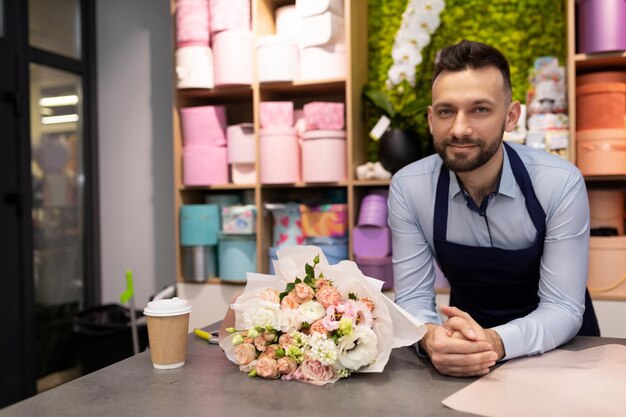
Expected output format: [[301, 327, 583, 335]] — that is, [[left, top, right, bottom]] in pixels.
[[143, 298, 192, 369]]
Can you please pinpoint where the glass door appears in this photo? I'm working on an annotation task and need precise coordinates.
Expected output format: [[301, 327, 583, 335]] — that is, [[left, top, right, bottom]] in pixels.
[[30, 64, 85, 381]]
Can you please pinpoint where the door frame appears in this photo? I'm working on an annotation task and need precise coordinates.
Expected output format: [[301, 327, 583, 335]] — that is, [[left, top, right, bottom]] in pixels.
[[0, 0, 99, 406]]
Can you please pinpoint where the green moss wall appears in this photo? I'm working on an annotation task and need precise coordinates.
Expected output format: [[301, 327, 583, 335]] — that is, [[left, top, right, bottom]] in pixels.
[[366, 0, 566, 159]]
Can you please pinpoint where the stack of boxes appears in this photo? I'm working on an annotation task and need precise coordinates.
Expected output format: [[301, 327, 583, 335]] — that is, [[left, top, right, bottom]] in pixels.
[[174, 0, 253, 89], [301, 102, 347, 183], [575, 0, 626, 299], [180, 105, 229, 186], [353, 193, 393, 290], [260, 0, 346, 83], [218, 203, 257, 283], [259, 101, 301, 184], [180, 204, 220, 282]]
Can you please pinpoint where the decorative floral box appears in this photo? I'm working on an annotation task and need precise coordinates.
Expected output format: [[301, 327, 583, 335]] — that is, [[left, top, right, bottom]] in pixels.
[[300, 204, 347, 237], [221, 204, 257, 234], [303, 101, 345, 130], [260, 101, 294, 128]]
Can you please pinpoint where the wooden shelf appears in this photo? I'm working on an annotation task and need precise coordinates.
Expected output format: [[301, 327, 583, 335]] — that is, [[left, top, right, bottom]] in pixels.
[[574, 51, 626, 71], [179, 184, 256, 191], [259, 78, 346, 96], [177, 85, 254, 101], [352, 179, 391, 187], [260, 181, 349, 188]]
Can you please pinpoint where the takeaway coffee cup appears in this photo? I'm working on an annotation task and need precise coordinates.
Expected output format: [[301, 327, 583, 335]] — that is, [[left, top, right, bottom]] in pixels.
[[143, 297, 192, 369]]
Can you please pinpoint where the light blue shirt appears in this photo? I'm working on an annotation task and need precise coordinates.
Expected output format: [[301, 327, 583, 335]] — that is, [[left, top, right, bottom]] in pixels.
[[388, 142, 590, 360]]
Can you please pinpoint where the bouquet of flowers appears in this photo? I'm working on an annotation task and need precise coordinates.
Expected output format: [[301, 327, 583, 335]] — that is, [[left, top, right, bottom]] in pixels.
[[219, 246, 426, 385]]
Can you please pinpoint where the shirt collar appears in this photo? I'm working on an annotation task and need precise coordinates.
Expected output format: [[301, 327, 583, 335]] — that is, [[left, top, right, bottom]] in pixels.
[[448, 143, 517, 200]]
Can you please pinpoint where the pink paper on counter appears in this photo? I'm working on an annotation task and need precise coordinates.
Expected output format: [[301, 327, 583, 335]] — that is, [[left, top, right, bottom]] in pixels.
[[442, 344, 626, 417]]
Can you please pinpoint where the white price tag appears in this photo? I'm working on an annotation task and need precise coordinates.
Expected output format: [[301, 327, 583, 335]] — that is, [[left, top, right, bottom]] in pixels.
[[369, 115, 391, 141]]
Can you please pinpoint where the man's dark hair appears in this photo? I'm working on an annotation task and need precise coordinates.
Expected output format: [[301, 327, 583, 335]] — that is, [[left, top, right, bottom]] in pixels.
[[432, 40, 512, 101]]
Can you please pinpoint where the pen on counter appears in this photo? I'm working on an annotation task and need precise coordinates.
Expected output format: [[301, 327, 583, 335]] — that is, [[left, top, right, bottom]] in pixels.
[[194, 328, 219, 344]]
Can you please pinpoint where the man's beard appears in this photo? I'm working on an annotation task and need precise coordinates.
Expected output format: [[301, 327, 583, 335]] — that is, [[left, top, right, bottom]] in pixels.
[[435, 125, 505, 173]]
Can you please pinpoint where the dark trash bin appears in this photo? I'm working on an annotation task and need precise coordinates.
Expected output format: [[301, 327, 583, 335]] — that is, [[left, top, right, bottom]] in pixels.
[[73, 304, 149, 374]]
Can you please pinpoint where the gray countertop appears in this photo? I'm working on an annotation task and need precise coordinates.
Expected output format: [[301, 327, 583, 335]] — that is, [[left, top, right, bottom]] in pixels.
[[2, 326, 624, 417]]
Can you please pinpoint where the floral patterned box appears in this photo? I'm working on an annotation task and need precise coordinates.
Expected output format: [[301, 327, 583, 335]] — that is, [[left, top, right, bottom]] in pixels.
[[221, 204, 256, 234], [300, 204, 348, 237]]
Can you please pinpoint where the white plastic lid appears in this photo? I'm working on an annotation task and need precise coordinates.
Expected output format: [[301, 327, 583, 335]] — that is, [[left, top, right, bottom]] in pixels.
[[143, 297, 192, 317], [302, 130, 347, 139]]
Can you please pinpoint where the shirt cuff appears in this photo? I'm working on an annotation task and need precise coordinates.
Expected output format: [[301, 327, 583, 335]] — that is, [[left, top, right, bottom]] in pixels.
[[492, 323, 525, 361]]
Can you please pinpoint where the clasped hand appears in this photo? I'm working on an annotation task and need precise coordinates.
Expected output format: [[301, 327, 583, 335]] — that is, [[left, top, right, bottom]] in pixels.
[[419, 305, 505, 377]]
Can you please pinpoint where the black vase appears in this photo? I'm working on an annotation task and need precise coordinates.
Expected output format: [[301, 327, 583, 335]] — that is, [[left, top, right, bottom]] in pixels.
[[378, 128, 422, 174]]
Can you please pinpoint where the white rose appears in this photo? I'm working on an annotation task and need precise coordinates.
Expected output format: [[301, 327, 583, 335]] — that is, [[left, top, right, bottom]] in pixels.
[[297, 301, 326, 323], [239, 300, 285, 330], [337, 325, 378, 371], [280, 308, 303, 334]]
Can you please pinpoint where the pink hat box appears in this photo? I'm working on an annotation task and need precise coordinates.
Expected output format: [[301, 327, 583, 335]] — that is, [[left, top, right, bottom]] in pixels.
[[355, 256, 393, 290], [576, 82, 626, 130], [175, 0, 210, 47], [180, 105, 226, 147], [358, 194, 388, 227], [212, 29, 253, 86], [257, 35, 298, 83], [588, 236, 626, 298], [209, 0, 250, 35], [295, 0, 344, 18], [303, 101, 345, 130], [260, 126, 301, 184], [300, 43, 346, 81], [353, 226, 391, 258], [175, 45, 214, 89], [183, 146, 228, 186], [260, 101, 294, 128], [577, 0, 626, 55], [275, 5, 299, 41], [588, 190, 625, 235], [227, 123, 255, 164], [301, 130, 346, 183], [299, 11, 345, 48], [231, 163, 256, 185], [576, 129, 626, 176]]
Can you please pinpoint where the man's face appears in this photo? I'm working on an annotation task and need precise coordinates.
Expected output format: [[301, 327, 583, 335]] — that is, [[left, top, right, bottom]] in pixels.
[[428, 67, 518, 173]]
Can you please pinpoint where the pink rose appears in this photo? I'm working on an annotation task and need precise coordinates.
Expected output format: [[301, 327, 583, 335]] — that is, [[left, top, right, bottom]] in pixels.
[[293, 283, 314, 303], [259, 344, 281, 360], [258, 288, 280, 304], [234, 343, 257, 365], [296, 359, 334, 382], [278, 333, 294, 348], [309, 319, 329, 335], [281, 294, 301, 310], [254, 335, 271, 352], [315, 286, 342, 308], [277, 357, 297, 375], [315, 278, 330, 289], [255, 357, 279, 379]]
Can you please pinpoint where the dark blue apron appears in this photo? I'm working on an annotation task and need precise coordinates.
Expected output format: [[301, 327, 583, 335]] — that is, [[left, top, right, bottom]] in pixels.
[[433, 142, 599, 336]]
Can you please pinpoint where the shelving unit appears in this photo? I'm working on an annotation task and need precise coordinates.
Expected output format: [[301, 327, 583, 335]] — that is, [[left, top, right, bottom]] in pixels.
[[566, 0, 626, 302], [171, 0, 376, 285]]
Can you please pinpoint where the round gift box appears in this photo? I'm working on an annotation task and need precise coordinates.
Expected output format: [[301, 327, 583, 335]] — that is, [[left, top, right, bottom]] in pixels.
[[357, 194, 388, 227], [175, 45, 214, 89], [259, 126, 301, 184], [301, 130, 346, 183], [212, 30, 253, 86], [257, 35, 298, 83]]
